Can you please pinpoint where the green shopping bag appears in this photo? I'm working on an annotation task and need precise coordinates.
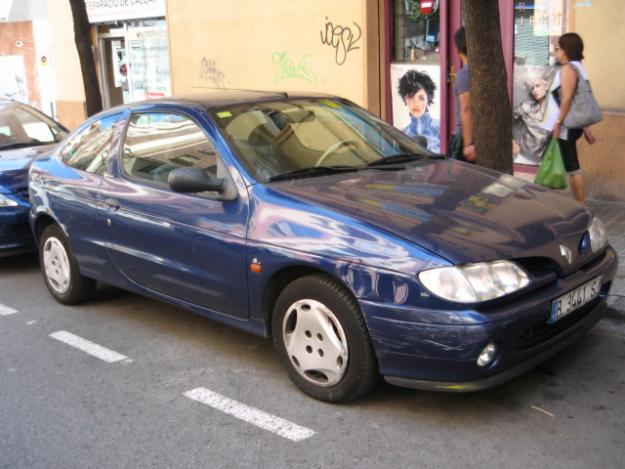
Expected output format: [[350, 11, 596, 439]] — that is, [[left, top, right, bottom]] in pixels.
[[535, 139, 568, 189]]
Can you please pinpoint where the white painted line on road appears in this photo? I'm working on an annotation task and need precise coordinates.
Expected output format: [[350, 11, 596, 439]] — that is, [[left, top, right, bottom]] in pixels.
[[531, 405, 554, 418], [26, 320, 36, 326], [183, 387, 315, 442], [49, 331, 130, 364], [0, 304, 18, 316]]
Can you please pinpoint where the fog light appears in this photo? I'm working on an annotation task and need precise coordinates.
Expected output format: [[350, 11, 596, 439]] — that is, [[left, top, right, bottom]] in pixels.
[[477, 343, 497, 367]]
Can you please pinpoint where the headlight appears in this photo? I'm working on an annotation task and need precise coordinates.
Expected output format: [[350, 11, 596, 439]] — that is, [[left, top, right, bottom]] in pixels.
[[0, 193, 18, 208], [418, 260, 530, 303], [588, 216, 607, 253]]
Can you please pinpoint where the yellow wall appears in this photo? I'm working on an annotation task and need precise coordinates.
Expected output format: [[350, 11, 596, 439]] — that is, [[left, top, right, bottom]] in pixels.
[[572, 1, 625, 111], [570, 2, 625, 200], [47, 0, 86, 128], [579, 113, 625, 201], [166, 0, 379, 111]]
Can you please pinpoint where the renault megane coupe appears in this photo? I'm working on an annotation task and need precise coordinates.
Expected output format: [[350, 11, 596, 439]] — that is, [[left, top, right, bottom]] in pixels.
[[28, 91, 617, 402]]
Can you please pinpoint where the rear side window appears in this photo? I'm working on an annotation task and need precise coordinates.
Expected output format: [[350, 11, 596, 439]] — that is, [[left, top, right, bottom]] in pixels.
[[60, 113, 126, 174], [121, 112, 220, 188]]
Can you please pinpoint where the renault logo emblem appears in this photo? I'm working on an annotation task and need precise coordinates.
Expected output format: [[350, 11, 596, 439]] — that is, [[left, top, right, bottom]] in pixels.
[[559, 244, 573, 264]]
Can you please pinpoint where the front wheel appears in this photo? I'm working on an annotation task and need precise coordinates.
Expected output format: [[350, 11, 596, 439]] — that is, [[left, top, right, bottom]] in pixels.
[[40, 224, 95, 305], [272, 274, 379, 402]]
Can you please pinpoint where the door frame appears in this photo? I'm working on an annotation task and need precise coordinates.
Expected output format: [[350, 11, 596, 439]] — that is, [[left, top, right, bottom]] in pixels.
[[97, 26, 130, 108], [382, 0, 514, 154]]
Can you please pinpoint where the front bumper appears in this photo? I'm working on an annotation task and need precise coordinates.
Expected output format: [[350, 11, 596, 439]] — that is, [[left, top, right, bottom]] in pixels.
[[0, 204, 35, 257], [360, 247, 618, 391]]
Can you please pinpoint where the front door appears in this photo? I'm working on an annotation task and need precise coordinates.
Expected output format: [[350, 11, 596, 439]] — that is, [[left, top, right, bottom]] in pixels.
[[99, 36, 128, 109], [99, 108, 250, 318], [442, 1, 514, 151], [385, 0, 514, 154]]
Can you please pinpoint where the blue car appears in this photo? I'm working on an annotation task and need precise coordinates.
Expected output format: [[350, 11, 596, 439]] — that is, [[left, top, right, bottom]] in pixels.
[[0, 100, 67, 256], [29, 92, 617, 402]]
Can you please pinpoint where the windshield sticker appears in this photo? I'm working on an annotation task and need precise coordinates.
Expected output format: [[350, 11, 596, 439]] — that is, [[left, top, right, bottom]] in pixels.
[[217, 111, 232, 119], [319, 99, 341, 109]]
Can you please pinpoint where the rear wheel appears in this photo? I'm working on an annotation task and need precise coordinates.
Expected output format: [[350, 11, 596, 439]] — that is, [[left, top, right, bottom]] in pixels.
[[40, 224, 95, 305], [272, 274, 379, 402]]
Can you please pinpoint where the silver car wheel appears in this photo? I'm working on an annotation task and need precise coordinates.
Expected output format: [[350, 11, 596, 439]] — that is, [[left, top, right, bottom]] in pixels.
[[43, 237, 71, 295], [282, 299, 349, 387]]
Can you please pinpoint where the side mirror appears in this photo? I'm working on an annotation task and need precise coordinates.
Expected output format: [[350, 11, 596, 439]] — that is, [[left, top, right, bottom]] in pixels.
[[168, 167, 224, 193]]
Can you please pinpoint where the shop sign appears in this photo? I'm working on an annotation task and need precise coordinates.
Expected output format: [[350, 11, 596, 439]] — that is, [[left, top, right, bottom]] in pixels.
[[419, 1, 439, 15], [85, 0, 166, 24]]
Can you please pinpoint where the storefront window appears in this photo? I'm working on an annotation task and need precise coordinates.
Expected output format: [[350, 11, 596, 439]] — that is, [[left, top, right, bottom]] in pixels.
[[127, 19, 171, 101], [97, 19, 171, 108], [390, 0, 442, 154], [392, 0, 440, 64]]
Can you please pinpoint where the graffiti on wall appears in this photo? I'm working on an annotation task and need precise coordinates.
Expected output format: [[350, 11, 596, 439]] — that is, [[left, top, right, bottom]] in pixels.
[[200, 57, 226, 88], [272, 52, 317, 83], [319, 17, 361, 66]]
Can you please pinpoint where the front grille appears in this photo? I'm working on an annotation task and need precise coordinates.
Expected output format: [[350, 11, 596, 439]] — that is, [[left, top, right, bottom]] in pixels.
[[516, 296, 602, 351]]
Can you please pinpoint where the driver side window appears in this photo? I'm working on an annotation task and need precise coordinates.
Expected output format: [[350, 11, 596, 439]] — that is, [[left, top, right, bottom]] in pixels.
[[122, 112, 222, 190]]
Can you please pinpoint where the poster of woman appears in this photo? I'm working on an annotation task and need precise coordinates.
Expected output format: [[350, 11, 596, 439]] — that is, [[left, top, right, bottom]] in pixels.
[[391, 64, 441, 153], [512, 66, 555, 165]]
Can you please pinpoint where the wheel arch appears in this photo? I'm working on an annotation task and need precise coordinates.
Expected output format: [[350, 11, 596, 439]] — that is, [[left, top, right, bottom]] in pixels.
[[33, 212, 60, 245], [262, 264, 362, 338]]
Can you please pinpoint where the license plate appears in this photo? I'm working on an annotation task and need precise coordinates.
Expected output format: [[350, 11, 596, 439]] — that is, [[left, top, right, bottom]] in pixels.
[[550, 276, 602, 323]]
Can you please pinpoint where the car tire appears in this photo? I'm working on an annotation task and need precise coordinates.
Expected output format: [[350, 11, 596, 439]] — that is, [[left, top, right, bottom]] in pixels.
[[39, 224, 96, 305], [272, 274, 379, 402]]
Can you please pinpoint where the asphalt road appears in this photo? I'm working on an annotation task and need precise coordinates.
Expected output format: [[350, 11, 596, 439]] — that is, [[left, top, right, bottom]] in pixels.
[[1, 253, 624, 469]]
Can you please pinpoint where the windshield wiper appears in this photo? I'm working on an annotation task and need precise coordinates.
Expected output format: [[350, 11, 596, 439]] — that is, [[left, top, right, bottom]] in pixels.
[[366, 153, 435, 167], [268, 165, 360, 182], [0, 140, 53, 151]]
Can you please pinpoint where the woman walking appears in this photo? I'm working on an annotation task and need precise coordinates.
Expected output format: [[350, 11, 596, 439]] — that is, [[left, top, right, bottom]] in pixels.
[[549, 32, 597, 203]]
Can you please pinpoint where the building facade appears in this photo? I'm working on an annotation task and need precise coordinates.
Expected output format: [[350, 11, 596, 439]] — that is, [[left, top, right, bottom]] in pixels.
[[45, 0, 625, 201], [0, 0, 56, 115]]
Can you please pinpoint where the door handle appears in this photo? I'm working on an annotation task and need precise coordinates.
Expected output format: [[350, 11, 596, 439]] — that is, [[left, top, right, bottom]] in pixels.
[[103, 198, 120, 211]]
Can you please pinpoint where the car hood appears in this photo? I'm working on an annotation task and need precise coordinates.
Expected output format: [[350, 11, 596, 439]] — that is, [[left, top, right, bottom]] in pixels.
[[268, 159, 591, 270], [0, 144, 55, 192]]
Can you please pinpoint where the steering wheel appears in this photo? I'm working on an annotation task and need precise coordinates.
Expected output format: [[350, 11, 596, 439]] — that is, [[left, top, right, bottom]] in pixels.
[[314, 139, 360, 167]]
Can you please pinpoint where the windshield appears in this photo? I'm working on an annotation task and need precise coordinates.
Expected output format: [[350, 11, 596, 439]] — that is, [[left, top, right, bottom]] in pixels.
[[211, 98, 430, 182], [0, 103, 67, 150]]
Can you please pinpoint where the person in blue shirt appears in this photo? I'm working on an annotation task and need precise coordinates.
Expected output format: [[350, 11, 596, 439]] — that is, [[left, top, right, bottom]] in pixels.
[[398, 70, 440, 153], [449, 27, 475, 163]]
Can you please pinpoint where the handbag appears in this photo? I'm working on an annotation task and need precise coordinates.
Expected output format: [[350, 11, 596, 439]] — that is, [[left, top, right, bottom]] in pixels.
[[561, 64, 603, 129], [535, 138, 568, 189]]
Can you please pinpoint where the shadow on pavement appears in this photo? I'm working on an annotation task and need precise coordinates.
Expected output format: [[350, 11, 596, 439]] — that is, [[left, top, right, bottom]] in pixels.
[[0, 252, 39, 272]]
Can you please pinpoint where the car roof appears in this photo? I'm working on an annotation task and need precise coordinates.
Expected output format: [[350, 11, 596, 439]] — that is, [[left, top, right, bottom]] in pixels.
[[106, 90, 337, 114]]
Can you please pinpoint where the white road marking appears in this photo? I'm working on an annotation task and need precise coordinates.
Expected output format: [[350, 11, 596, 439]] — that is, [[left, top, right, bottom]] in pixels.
[[183, 387, 315, 442], [0, 304, 18, 316], [49, 331, 129, 363], [531, 405, 555, 418], [26, 320, 36, 326]]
